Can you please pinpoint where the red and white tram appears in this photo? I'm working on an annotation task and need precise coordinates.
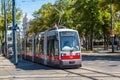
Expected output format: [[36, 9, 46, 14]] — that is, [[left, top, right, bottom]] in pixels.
[[22, 26, 82, 68]]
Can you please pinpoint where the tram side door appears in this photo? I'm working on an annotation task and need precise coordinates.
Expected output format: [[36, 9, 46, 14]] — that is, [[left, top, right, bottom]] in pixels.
[[46, 38, 55, 65], [46, 37, 59, 66], [44, 31, 47, 65], [52, 40, 59, 65]]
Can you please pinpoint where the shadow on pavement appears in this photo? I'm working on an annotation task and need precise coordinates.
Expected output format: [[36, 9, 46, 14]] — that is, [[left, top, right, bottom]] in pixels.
[[9, 57, 57, 70], [82, 55, 120, 61]]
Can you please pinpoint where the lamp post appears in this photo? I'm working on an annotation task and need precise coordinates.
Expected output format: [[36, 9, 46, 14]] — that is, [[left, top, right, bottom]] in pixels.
[[110, 3, 114, 52], [12, 0, 18, 65], [4, 0, 8, 57]]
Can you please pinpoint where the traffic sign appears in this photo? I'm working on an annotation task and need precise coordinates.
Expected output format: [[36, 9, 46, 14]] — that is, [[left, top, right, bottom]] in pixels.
[[110, 29, 114, 37]]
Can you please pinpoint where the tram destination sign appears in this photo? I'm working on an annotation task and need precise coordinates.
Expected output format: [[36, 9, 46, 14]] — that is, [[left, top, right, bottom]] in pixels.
[[60, 32, 75, 36]]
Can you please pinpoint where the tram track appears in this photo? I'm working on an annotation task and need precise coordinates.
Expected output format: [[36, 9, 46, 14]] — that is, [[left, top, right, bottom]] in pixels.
[[62, 67, 120, 80], [0, 67, 119, 80], [81, 67, 120, 78]]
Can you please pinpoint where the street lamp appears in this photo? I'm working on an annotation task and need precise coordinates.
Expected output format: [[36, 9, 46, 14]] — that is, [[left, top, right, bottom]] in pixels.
[[110, 3, 114, 52], [3, 0, 8, 57], [12, 0, 18, 65]]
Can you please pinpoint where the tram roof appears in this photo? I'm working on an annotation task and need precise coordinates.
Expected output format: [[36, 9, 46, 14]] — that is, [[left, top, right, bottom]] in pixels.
[[36, 26, 78, 37], [57, 28, 76, 32], [48, 25, 77, 32]]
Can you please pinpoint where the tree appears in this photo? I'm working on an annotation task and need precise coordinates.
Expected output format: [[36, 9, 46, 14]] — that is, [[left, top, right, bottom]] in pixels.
[[28, 0, 76, 35], [99, 0, 120, 50], [27, 0, 120, 51], [0, 0, 22, 31], [73, 0, 120, 50], [74, 0, 102, 50], [28, 2, 55, 35], [0, 0, 22, 43]]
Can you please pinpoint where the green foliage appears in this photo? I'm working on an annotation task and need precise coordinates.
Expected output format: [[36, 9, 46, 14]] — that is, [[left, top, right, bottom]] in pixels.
[[28, 0, 120, 38], [28, 2, 56, 35], [0, 0, 22, 31], [0, 14, 4, 30], [114, 22, 120, 36], [74, 0, 102, 37]]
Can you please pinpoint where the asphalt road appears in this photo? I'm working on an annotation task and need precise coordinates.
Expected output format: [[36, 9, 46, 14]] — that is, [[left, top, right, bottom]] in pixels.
[[0, 54, 120, 80]]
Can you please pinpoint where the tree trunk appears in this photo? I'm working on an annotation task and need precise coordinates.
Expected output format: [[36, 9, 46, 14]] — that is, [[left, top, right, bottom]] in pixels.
[[116, 36, 120, 50], [89, 24, 94, 51], [106, 35, 109, 50], [85, 36, 88, 50], [88, 35, 91, 50], [90, 32, 93, 50], [104, 34, 109, 50]]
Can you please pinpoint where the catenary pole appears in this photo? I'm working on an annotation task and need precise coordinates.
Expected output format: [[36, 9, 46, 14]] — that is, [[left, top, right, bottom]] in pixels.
[[4, 0, 8, 57], [110, 3, 114, 52], [12, 0, 18, 65]]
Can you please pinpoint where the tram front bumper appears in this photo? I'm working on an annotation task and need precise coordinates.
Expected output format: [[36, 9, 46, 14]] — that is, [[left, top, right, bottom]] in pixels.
[[60, 59, 82, 68]]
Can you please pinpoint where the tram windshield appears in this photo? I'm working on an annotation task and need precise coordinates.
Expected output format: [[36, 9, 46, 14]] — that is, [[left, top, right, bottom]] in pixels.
[[60, 31, 80, 51]]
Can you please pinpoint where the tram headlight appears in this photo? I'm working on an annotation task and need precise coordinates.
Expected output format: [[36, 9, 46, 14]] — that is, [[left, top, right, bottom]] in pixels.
[[62, 53, 66, 56]]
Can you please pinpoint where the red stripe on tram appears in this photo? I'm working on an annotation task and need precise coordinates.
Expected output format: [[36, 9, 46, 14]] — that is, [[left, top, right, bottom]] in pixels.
[[61, 55, 81, 60]]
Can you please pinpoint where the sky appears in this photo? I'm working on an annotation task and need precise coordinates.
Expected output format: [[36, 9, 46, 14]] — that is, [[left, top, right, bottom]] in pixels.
[[0, 0, 56, 21], [0, 0, 56, 34], [16, 0, 56, 36], [16, 0, 56, 20]]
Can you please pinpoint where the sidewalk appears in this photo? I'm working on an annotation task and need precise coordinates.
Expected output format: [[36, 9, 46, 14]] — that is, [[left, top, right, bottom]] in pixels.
[[81, 49, 120, 56], [0, 54, 47, 70], [0, 55, 15, 68], [0, 55, 52, 79]]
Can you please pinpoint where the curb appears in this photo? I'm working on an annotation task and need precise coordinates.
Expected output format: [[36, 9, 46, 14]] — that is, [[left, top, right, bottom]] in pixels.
[[81, 52, 120, 56]]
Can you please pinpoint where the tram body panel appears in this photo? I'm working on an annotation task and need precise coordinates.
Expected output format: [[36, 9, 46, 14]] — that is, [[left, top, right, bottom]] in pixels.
[[25, 36, 33, 61], [34, 32, 45, 64], [60, 51, 81, 67], [33, 34, 41, 63], [45, 30, 60, 66]]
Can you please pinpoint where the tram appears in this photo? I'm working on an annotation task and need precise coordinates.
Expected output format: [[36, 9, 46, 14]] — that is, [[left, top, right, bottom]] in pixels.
[[22, 26, 82, 68]]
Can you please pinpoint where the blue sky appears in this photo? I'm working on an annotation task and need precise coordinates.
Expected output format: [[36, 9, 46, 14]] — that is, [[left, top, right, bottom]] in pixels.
[[0, 0, 56, 20], [16, 0, 56, 20], [0, 0, 56, 34]]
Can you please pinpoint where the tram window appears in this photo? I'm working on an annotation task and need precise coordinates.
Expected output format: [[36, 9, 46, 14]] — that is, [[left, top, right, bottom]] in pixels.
[[47, 40, 50, 56], [8, 37, 12, 41], [47, 36, 55, 56], [26, 38, 32, 56], [26, 41, 32, 51], [35, 37, 39, 54], [55, 41, 59, 56], [51, 40, 55, 56], [40, 37, 44, 54], [60, 31, 80, 51]]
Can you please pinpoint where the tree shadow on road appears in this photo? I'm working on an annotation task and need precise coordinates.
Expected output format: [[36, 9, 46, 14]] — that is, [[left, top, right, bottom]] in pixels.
[[82, 55, 120, 61], [9, 57, 58, 70]]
